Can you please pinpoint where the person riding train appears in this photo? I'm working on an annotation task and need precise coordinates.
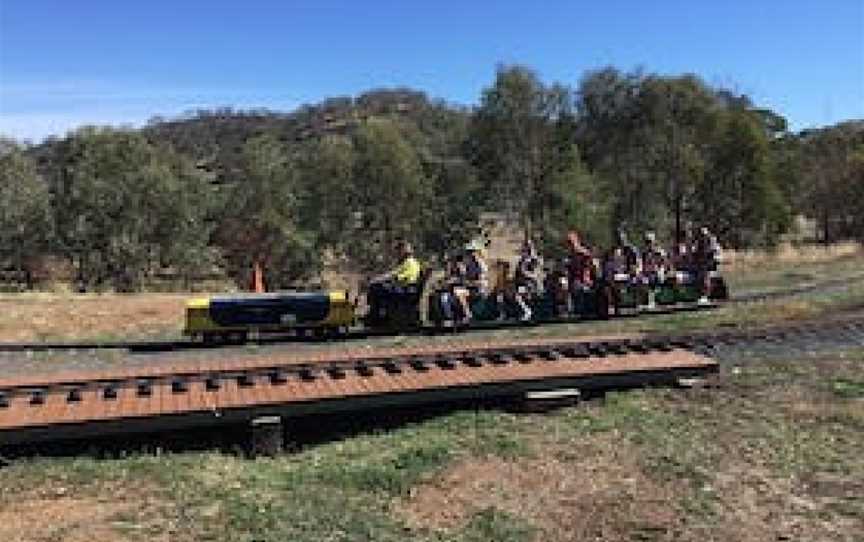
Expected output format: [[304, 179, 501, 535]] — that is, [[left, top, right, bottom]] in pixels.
[[692, 226, 721, 303], [510, 239, 539, 321], [367, 240, 422, 324], [564, 231, 597, 315], [639, 231, 668, 307], [440, 240, 489, 324], [640, 232, 667, 284], [608, 229, 641, 277]]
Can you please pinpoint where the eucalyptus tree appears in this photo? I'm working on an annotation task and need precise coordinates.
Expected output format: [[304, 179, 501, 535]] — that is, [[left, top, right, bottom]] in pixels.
[[214, 132, 318, 288], [469, 64, 603, 244], [51, 127, 213, 291], [797, 122, 864, 243], [350, 117, 427, 272], [0, 140, 53, 287]]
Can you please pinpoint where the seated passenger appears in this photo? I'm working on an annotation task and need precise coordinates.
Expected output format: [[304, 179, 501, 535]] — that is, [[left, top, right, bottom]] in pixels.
[[544, 261, 570, 316], [693, 227, 720, 303], [707, 233, 722, 271], [445, 241, 489, 323], [608, 229, 641, 279], [640, 231, 668, 285], [444, 253, 472, 323], [639, 231, 668, 308], [671, 242, 695, 284], [463, 240, 490, 297], [604, 246, 629, 281], [367, 241, 421, 321], [515, 239, 542, 294], [511, 239, 540, 321], [565, 231, 596, 314]]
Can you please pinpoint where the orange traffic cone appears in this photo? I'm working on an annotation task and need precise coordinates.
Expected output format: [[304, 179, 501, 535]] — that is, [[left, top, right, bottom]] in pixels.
[[251, 261, 265, 293]]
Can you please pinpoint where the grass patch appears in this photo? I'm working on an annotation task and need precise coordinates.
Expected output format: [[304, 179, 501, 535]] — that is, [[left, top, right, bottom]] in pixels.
[[3, 258, 864, 540], [831, 378, 864, 398], [3, 347, 864, 540], [459, 508, 536, 542]]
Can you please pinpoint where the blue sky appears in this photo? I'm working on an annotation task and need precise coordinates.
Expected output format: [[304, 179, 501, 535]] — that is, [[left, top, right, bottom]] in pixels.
[[1, 1, 862, 141]]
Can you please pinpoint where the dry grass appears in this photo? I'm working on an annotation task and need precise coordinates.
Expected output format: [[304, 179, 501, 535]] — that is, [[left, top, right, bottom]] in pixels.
[[398, 437, 685, 541], [1, 348, 862, 541], [0, 242, 862, 344], [0, 480, 183, 542], [0, 293, 188, 342], [722, 241, 863, 270]]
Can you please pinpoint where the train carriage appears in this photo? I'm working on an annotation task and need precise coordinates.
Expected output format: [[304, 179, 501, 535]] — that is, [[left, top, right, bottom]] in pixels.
[[184, 263, 728, 341]]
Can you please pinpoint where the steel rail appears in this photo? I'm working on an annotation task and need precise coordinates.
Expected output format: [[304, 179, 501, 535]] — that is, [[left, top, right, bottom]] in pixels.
[[1, 271, 862, 355], [1, 313, 863, 445]]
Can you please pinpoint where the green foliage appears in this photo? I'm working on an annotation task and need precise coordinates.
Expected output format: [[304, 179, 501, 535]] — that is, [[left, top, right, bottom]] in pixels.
[[350, 117, 429, 270], [50, 127, 214, 291], [460, 508, 536, 542], [796, 121, 864, 243], [469, 64, 591, 243], [0, 140, 53, 284], [699, 109, 791, 246], [215, 133, 320, 288], [576, 68, 793, 246], [295, 135, 356, 250], [539, 144, 612, 253], [831, 378, 864, 398], [1, 64, 857, 291]]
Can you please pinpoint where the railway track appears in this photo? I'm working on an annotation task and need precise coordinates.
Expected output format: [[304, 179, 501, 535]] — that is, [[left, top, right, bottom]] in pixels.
[[2, 313, 864, 446], [0, 274, 862, 447], [0, 341, 714, 446], [1, 270, 863, 355]]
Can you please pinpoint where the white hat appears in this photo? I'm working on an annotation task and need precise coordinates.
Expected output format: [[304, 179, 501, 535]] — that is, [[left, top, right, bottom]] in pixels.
[[464, 240, 483, 251]]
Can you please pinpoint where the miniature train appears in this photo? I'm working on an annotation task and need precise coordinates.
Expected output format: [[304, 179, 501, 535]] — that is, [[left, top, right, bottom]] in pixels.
[[184, 266, 728, 344]]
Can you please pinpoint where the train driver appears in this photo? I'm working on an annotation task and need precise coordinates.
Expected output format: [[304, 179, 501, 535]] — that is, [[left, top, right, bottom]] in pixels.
[[367, 241, 421, 319]]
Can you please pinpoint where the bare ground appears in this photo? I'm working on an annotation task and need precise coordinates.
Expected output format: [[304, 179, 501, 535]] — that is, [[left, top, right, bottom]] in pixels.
[[398, 436, 686, 541], [0, 347, 861, 541], [395, 350, 864, 542], [0, 481, 183, 542], [0, 293, 186, 342]]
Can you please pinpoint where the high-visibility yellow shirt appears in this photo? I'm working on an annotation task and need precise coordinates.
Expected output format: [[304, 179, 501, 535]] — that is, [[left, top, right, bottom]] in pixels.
[[394, 256, 421, 284]]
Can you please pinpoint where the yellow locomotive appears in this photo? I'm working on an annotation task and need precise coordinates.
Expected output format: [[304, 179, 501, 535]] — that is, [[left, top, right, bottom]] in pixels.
[[184, 291, 355, 343]]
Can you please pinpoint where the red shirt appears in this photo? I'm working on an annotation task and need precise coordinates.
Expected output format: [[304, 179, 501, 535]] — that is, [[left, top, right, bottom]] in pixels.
[[567, 247, 594, 286]]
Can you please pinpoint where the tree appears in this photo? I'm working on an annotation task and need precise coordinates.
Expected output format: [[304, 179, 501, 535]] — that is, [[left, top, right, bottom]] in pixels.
[[848, 145, 864, 240], [699, 110, 790, 247], [215, 132, 317, 289], [0, 140, 53, 287], [52, 127, 213, 291], [350, 118, 427, 272], [295, 135, 356, 250], [419, 156, 481, 258], [576, 68, 792, 247], [577, 70, 717, 241], [539, 144, 611, 254], [470, 64, 600, 246], [797, 122, 864, 243]]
